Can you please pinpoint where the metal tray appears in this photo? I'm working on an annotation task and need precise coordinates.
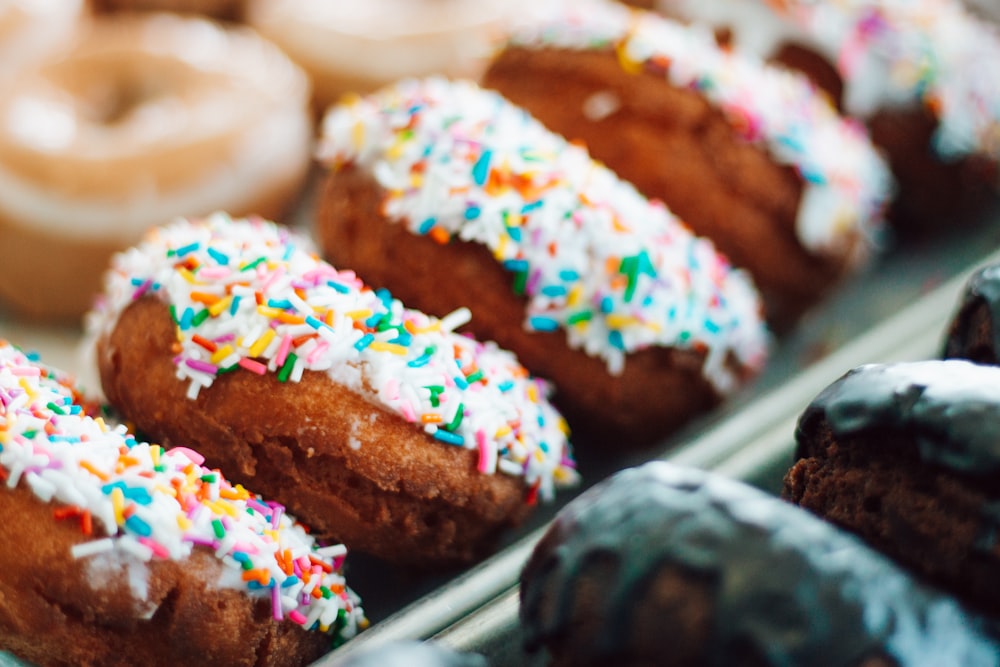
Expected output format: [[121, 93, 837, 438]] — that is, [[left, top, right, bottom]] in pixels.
[[2, 200, 999, 666]]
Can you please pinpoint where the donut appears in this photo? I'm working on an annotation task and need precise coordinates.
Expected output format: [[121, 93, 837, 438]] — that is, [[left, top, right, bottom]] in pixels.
[[85, 213, 579, 567], [521, 461, 1000, 667], [90, 0, 245, 21], [785, 359, 1000, 616], [636, 0, 1000, 232], [327, 641, 486, 667], [0, 12, 311, 321], [482, 0, 893, 326], [0, 0, 86, 84], [943, 263, 1000, 364], [315, 77, 769, 448], [246, 0, 523, 111], [0, 340, 367, 667]]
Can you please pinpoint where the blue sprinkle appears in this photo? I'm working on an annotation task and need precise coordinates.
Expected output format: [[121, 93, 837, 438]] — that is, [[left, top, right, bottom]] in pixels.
[[327, 280, 350, 294], [453, 375, 469, 390], [392, 331, 412, 347], [268, 299, 293, 310], [506, 226, 522, 242], [281, 576, 300, 588], [175, 242, 200, 257], [600, 297, 614, 314], [306, 315, 324, 330], [521, 200, 543, 213], [472, 149, 492, 186], [247, 581, 265, 591], [541, 285, 567, 298], [122, 487, 153, 505], [130, 277, 145, 287], [528, 316, 560, 332], [354, 333, 374, 351], [207, 247, 230, 265], [433, 430, 465, 446], [230, 295, 242, 315], [48, 435, 81, 444], [407, 354, 431, 368], [609, 331, 625, 350], [124, 515, 152, 537], [365, 312, 383, 328], [375, 288, 393, 308], [232, 551, 251, 564], [179, 307, 194, 331], [26, 351, 40, 362], [503, 259, 529, 272], [418, 218, 436, 235], [705, 319, 721, 334], [559, 269, 580, 282], [282, 244, 295, 261], [498, 380, 515, 392], [465, 205, 481, 220]]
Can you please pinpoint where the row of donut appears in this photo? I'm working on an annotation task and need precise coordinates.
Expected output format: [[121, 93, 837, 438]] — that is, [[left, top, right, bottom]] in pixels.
[[3, 0, 1000, 330], [6, 214, 1000, 665], [473, 262, 1000, 665]]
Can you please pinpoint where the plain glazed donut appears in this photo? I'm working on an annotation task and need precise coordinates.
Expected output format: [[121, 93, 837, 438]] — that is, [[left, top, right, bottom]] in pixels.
[[0, 12, 311, 321], [0, 340, 367, 667], [86, 214, 579, 567], [246, 0, 526, 110], [482, 0, 892, 326], [0, 0, 86, 84], [315, 77, 770, 448], [636, 0, 1000, 232]]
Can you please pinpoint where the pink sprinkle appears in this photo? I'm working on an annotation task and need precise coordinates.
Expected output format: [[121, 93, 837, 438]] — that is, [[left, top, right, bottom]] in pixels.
[[275, 335, 293, 367], [172, 447, 205, 465], [306, 341, 329, 365], [185, 359, 218, 375], [198, 267, 231, 280], [400, 401, 416, 423], [137, 537, 170, 559], [259, 266, 286, 293], [10, 366, 41, 377], [131, 279, 153, 300], [271, 585, 284, 621], [271, 506, 284, 529], [289, 610, 307, 625], [476, 430, 493, 474], [214, 333, 236, 343], [233, 542, 260, 555], [238, 358, 267, 375]]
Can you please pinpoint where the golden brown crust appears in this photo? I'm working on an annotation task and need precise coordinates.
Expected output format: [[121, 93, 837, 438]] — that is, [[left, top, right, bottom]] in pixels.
[[315, 167, 721, 449], [97, 296, 531, 566], [0, 483, 330, 667], [482, 46, 846, 327]]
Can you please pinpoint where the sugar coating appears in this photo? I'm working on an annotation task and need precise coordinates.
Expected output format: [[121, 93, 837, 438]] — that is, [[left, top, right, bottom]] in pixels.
[[317, 77, 769, 394], [0, 341, 366, 641], [86, 214, 578, 501], [500, 0, 893, 259]]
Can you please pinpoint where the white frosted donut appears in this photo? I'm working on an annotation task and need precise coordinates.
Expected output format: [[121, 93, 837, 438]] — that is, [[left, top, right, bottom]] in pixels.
[[0, 12, 312, 320], [246, 0, 528, 109], [0, 0, 86, 83]]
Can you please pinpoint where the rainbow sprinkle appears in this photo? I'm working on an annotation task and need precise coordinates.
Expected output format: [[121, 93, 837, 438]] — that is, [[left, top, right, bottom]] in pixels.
[[655, 0, 1000, 163], [497, 0, 893, 258], [0, 340, 366, 642], [86, 214, 578, 501], [317, 77, 769, 394]]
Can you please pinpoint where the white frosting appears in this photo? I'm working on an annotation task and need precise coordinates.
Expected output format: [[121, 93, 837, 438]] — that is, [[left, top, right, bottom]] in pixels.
[[657, 0, 1000, 162], [505, 0, 892, 261]]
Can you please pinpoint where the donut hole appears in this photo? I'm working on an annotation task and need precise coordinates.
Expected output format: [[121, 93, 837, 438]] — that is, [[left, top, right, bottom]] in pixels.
[[83, 77, 166, 126]]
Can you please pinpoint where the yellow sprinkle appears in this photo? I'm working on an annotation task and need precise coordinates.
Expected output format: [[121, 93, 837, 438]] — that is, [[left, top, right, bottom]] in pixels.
[[495, 424, 512, 439], [208, 296, 232, 317], [493, 235, 509, 261], [527, 384, 539, 403], [352, 120, 365, 150], [176, 514, 192, 531], [17, 378, 36, 400], [211, 345, 235, 365], [178, 267, 199, 285], [150, 445, 161, 467], [111, 487, 125, 526], [410, 173, 424, 188], [567, 285, 582, 307], [154, 484, 175, 498], [257, 305, 283, 319], [249, 329, 276, 358], [206, 499, 239, 519], [606, 314, 638, 329], [369, 341, 407, 355], [346, 309, 373, 320]]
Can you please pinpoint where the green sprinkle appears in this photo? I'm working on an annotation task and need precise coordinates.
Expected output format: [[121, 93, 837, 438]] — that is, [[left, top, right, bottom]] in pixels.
[[191, 308, 210, 327], [46, 402, 66, 415], [241, 256, 266, 272], [567, 311, 593, 325], [278, 352, 298, 383], [447, 404, 464, 432], [212, 518, 226, 539], [466, 370, 484, 384]]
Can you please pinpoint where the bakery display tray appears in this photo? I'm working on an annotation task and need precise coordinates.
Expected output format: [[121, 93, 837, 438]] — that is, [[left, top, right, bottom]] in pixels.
[[1, 203, 999, 667]]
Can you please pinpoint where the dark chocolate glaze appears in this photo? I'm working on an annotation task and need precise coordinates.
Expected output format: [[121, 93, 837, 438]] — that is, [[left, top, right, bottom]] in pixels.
[[795, 359, 1000, 474], [327, 641, 488, 667], [520, 462, 1000, 666], [943, 264, 1000, 364]]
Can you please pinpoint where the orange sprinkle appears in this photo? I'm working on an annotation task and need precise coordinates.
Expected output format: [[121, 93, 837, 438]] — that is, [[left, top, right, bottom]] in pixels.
[[309, 555, 333, 573], [190, 292, 220, 306], [276, 312, 305, 325], [429, 227, 450, 245], [421, 413, 442, 424], [79, 460, 109, 482], [292, 333, 319, 347]]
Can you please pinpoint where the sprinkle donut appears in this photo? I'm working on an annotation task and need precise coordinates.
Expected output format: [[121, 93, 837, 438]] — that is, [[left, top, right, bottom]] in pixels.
[[640, 0, 1000, 231], [86, 214, 578, 566], [482, 0, 893, 325], [0, 341, 366, 667], [246, 0, 525, 110], [315, 77, 769, 447], [0, 12, 312, 320]]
